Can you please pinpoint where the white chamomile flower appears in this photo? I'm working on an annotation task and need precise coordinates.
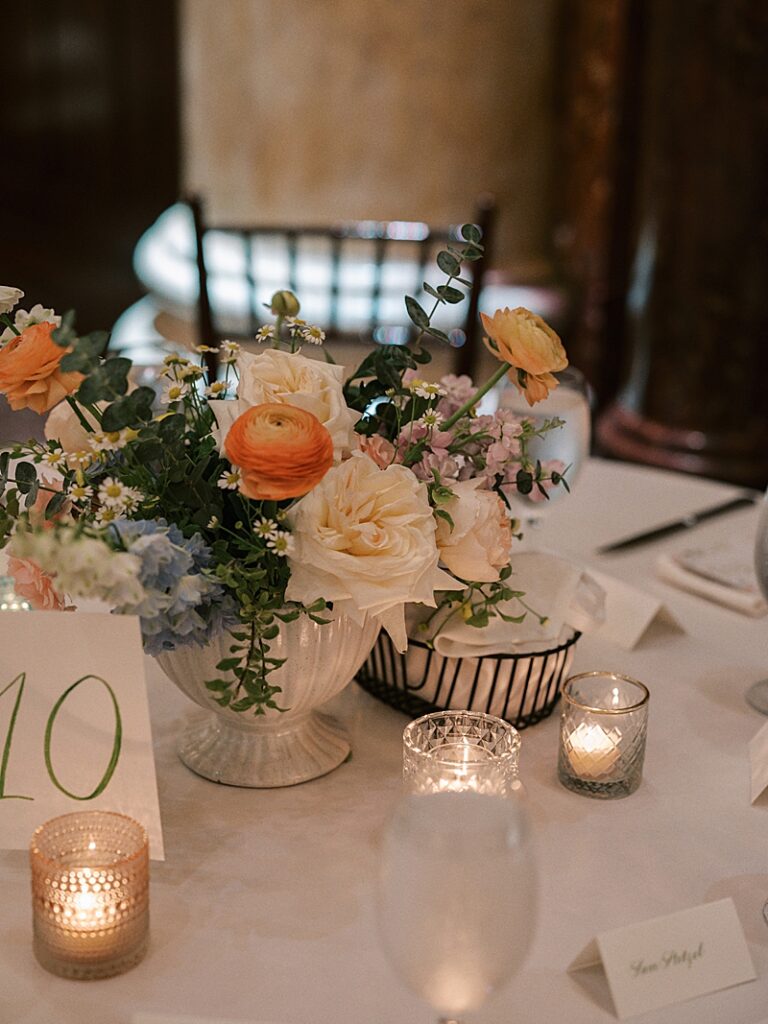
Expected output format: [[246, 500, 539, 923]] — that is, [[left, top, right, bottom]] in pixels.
[[68, 450, 94, 469], [161, 381, 190, 405], [301, 325, 325, 345], [95, 506, 119, 526], [413, 381, 447, 400], [117, 487, 143, 513], [254, 325, 275, 344], [405, 377, 426, 392], [220, 340, 241, 364], [98, 477, 129, 506], [163, 353, 189, 367], [204, 380, 230, 398], [418, 409, 444, 429], [267, 530, 294, 557], [68, 483, 94, 502], [178, 363, 205, 381], [253, 517, 279, 540], [206, 515, 219, 529], [285, 317, 308, 336], [195, 344, 219, 354], [217, 467, 241, 490], [41, 450, 65, 467]]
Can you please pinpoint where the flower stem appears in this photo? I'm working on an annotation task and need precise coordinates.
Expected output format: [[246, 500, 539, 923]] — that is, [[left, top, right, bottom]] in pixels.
[[65, 396, 95, 434], [0, 314, 20, 338], [441, 361, 511, 431]]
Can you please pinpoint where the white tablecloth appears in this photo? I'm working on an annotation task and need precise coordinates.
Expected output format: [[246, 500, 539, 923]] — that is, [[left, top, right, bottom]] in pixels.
[[2, 459, 767, 1024]]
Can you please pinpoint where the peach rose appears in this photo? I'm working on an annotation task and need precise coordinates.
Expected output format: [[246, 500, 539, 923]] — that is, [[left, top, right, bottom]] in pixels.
[[7, 556, 70, 611], [224, 402, 334, 500], [0, 321, 82, 414], [435, 479, 512, 582], [480, 307, 567, 406]]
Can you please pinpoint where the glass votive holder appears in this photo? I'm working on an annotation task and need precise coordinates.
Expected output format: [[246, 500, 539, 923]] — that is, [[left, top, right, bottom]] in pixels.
[[403, 710, 521, 796], [557, 671, 650, 799], [30, 811, 149, 979]]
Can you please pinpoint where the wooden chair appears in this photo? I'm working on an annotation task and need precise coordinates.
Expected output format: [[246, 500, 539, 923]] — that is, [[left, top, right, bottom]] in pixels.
[[188, 194, 496, 379]]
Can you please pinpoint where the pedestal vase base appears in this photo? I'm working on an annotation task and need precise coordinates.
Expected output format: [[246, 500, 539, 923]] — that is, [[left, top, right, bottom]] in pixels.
[[177, 709, 350, 788]]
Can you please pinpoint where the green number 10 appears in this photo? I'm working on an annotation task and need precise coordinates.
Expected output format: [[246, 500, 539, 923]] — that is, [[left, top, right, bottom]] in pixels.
[[0, 673, 123, 802]]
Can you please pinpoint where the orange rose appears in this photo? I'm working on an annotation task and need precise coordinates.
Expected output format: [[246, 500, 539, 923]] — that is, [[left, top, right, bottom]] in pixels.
[[0, 321, 83, 414], [480, 306, 568, 406], [224, 403, 334, 500]]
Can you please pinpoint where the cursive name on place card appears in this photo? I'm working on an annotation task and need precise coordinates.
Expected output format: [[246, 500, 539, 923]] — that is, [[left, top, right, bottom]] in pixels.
[[0, 612, 164, 858], [569, 898, 755, 1019]]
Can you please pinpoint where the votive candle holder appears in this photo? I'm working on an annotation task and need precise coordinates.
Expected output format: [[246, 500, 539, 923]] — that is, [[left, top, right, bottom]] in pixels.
[[30, 810, 149, 979], [403, 710, 521, 796], [557, 671, 650, 799]]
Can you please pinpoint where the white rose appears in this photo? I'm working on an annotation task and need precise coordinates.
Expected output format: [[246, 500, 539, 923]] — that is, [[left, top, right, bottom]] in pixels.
[[435, 479, 512, 582], [285, 453, 462, 650], [0, 286, 24, 315], [44, 400, 101, 454], [233, 348, 356, 459]]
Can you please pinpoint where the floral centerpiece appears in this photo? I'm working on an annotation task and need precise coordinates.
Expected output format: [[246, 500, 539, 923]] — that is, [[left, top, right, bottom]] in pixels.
[[0, 236, 569, 784]]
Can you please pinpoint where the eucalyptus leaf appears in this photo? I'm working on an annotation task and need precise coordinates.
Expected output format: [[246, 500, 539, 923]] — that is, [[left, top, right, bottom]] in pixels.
[[436, 250, 460, 276], [405, 295, 430, 329]]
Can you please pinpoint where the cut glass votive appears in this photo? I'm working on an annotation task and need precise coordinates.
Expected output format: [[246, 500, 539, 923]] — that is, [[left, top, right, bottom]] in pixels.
[[30, 811, 149, 979], [403, 710, 521, 796], [557, 671, 650, 799]]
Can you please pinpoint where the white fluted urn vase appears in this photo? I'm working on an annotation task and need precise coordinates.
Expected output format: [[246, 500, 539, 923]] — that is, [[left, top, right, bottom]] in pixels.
[[156, 611, 379, 788]]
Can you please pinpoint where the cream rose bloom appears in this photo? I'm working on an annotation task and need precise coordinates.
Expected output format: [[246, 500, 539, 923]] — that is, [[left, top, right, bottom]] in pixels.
[[285, 453, 462, 650], [232, 348, 356, 459], [0, 286, 24, 315], [435, 479, 512, 582], [44, 400, 101, 453]]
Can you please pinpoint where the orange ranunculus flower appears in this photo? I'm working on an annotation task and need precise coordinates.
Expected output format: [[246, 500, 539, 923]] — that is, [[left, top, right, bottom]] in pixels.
[[480, 306, 568, 406], [0, 321, 83, 414], [224, 403, 334, 500]]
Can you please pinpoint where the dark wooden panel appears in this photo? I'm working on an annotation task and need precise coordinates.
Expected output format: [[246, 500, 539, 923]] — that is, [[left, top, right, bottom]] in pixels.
[[0, 0, 180, 332]]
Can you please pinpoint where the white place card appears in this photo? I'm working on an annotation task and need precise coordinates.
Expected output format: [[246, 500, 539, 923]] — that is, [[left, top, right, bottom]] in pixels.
[[0, 611, 164, 858], [749, 719, 768, 803], [568, 898, 755, 1019], [589, 570, 682, 650]]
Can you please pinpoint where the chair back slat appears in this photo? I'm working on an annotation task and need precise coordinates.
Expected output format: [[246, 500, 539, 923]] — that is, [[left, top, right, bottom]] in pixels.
[[188, 194, 496, 379]]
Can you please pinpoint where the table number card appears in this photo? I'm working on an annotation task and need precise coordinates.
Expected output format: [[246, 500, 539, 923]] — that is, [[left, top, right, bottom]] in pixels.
[[0, 611, 164, 858], [568, 898, 755, 1019]]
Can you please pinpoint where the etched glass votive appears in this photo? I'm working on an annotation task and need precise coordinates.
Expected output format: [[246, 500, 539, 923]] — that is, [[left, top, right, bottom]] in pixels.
[[557, 671, 650, 799], [403, 710, 521, 796], [30, 811, 149, 979]]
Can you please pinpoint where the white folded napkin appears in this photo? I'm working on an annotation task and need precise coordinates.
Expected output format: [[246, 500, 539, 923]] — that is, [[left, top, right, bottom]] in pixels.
[[409, 551, 605, 658], [656, 541, 767, 617]]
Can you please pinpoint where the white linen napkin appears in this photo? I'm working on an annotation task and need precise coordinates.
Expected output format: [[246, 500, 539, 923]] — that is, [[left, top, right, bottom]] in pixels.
[[409, 551, 606, 657], [656, 540, 767, 617]]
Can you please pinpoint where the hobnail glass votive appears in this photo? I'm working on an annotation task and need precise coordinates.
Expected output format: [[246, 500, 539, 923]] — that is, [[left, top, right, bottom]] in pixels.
[[30, 811, 149, 979], [403, 710, 521, 796], [557, 671, 650, 799]]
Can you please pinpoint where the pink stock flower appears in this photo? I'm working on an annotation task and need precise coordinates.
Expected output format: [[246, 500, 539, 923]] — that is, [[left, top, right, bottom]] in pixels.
[[7, 556, 70, 610], [358, 433, 396, 469]]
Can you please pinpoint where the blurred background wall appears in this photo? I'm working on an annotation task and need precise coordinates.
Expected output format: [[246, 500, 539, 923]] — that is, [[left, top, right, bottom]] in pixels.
[[180, 0, 557, 279]]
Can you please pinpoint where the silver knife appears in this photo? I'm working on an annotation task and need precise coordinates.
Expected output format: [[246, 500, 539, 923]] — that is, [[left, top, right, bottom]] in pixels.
[[597, 494, 758, 555]]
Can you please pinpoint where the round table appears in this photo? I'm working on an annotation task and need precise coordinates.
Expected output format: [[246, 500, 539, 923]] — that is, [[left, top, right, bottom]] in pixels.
[[2, 459, 767, 1024]]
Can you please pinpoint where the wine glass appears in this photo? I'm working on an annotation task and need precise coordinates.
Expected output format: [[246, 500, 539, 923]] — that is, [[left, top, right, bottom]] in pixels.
[[744, 488, 768, 714], [376, 791, 537, 1023], [495, 366, 591, 525]]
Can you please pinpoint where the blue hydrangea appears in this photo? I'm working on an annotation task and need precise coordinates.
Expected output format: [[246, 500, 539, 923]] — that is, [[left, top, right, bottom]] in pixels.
[[110, 519, 238, 656]]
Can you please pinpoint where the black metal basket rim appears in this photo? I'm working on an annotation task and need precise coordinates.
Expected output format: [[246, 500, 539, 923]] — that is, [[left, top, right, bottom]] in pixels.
[[404, 628, 582, 660]]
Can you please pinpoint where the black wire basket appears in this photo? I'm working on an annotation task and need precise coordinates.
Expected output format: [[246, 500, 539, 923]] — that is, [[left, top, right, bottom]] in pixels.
[[356, 628, 581, 729]]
